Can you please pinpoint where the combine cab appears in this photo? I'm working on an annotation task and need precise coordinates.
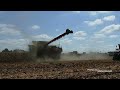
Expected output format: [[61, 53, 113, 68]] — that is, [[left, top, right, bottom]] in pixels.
[[29, 29, 73, 60]]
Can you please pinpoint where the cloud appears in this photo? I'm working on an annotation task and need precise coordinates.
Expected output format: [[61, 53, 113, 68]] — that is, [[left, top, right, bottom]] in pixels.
[[89, 11, 113, 15], [0, 24, 21, 35], [73, 31, 87, 37], [61, 38, 72, 45], [73, 31, 87, 40], [73, 37, 85, 40], [74, 31, 87, 37], [84, 15, 116, 26], [31, 25, 40, 30], [0, 33, 60, 50], [0, 39, 29, 50], [103, 15, 115, 21], [0, 24, 15, 27], [93, 33, 106, 38], [98, 24, 120, 34], [84, 19, 103, 26], [93, 24, 120, 40], [0, 39, 28, 46], [0, 27, 20, 35], [32, 34, 53, 41], [109, 35, 119, 38], [96, 41, 104, 43], [72, 11, 81, 13], [92, 24, 120, 40]]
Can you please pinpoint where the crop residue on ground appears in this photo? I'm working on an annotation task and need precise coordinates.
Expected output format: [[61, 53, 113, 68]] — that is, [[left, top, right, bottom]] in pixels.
[[0, 60, 120, 79]]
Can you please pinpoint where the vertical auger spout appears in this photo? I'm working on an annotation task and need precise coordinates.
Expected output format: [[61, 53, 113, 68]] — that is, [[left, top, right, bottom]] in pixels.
[[46, 29, 73, 46]]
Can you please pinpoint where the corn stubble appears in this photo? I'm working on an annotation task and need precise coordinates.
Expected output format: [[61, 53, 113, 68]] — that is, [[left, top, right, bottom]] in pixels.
[[0, 52, 120, 79], [0, 52, 32, 62], [0, 59, 120, 79]]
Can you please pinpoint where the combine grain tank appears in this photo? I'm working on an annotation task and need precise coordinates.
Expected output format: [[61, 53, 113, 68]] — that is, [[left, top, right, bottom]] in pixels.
[[29, 29, 73, 60]]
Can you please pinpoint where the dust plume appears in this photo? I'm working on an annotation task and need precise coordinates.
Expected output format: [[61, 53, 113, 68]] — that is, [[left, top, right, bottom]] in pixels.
[[60, 53, 113, 61], [34, 52, 113, 62]]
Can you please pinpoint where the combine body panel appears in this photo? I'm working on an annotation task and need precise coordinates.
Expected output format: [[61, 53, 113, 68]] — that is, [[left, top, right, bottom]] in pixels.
[[29, 29, 73, 60]]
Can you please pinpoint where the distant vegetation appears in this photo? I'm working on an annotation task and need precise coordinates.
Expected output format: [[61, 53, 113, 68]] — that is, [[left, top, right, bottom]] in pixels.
[[1, 48, 26, 53], [0, 48, 32, 62]]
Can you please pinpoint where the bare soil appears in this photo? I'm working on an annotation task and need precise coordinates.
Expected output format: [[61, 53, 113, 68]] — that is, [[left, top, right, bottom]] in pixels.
[[0, 60, 120, 79]]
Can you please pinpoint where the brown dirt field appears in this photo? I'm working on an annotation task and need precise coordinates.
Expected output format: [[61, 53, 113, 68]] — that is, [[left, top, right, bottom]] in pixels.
[[0, 60, 120, 79]]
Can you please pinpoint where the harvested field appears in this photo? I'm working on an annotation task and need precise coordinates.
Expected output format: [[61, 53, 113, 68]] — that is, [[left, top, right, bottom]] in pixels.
[[0, 60, 120, 79], [0, 52, 32, 62]]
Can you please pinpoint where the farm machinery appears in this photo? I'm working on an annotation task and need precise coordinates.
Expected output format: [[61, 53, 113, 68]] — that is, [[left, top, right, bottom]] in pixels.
[[112, 44, 120, 61], [108, 44, 120, 61], [28, 29, 73, 60]]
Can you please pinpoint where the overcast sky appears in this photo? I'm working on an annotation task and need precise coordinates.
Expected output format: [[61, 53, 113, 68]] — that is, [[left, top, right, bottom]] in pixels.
[[0, 11, 120, 53]]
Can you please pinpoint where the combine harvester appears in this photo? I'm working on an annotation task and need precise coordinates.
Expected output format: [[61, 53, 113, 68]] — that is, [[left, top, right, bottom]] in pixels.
[[113, 44, 120, 61], [108, 44, 120, 61], [29, 29, 73, 60]]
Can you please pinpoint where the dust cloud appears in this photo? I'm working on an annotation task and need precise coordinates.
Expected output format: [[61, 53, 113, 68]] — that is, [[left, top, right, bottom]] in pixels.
[[60, 53, 113, 61], [33, 53, 113, 62]]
